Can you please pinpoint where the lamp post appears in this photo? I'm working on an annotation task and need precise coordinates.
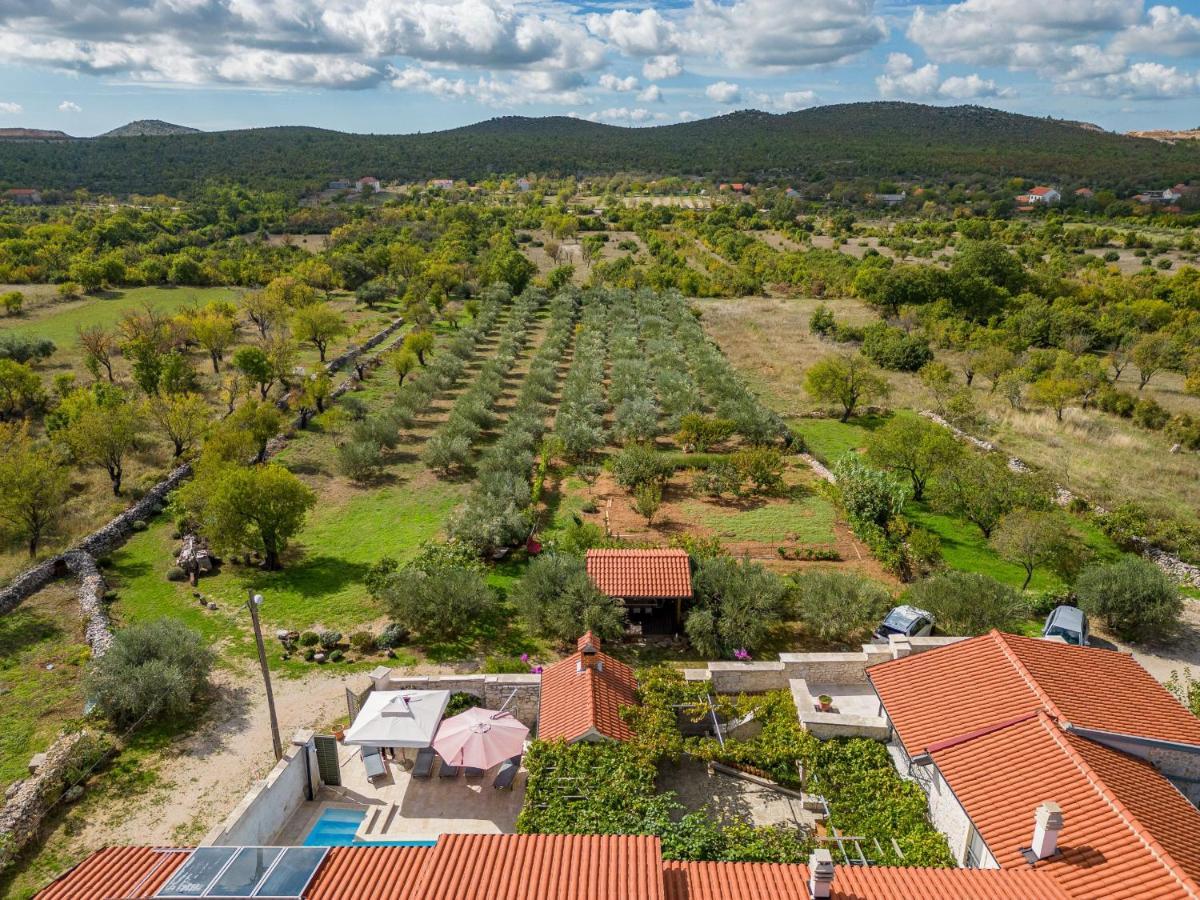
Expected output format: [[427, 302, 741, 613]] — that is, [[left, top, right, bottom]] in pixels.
[[248, 591, 283, 762]]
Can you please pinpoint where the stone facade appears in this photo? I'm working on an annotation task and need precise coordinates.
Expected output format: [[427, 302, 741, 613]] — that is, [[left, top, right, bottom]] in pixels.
[[368, 669, 543, 729]]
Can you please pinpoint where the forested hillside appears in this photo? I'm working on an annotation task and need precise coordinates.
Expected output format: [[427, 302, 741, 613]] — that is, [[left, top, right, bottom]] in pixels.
[[3, 103, 1198, 197]]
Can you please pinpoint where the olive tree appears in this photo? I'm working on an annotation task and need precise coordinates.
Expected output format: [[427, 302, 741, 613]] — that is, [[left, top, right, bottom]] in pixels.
[[511, 553, 626, 644], [803, 353, 890, 422], [199, 463, 315, 569], [1076, 558, 1182, 643], [865, 413, 962, 501], [686, 556, 789, 658], [902, 571, 1028, 636]]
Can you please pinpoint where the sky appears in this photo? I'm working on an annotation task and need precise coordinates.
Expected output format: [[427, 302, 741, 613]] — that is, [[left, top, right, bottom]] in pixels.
[[1, 0, 1199, 136]]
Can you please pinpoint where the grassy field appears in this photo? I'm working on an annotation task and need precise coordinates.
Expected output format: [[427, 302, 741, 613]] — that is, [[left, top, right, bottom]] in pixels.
[[679, 492, 835, 543], [0, 582, 91, 795], [792, 416, 887, 465]]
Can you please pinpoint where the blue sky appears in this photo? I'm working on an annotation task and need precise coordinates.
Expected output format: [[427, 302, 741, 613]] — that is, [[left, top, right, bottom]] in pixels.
[[1, 0, 1199, 135]]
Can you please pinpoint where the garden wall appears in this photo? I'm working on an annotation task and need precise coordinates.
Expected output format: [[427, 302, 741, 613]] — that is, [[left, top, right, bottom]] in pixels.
[[202, 731, 319, 847], [367, 669, 542, 729]]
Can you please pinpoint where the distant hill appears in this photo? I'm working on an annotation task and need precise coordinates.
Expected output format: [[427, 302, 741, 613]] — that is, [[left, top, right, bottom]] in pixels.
[[99, 120, 200, 138], [1127, 128, 1200, 144], [0, 128, 73, 141], [1, 103, 1197, 196]]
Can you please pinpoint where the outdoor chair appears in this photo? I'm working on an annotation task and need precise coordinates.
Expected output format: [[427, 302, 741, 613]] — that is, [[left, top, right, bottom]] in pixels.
[[412, 747, 436, 779], [493, 754, 522, 790], [438, 762, 460, 778], [362, 745, 387, 781], [464, 767, 485, 778]]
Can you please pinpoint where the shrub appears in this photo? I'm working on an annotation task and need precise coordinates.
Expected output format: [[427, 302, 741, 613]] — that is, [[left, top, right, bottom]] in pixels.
[[86, 619, 214, 728], [304, 648, 316, 661], [165, 565, 187, 582], [686, 556, 789, 657], [810, 303, 835, 336], [329, 649, 345, 662], [861, 323, 933, 372], [512, 552, 626, 643], [676, 413, 736, 452], [632, 482, 663, 525], [902, 571, 1028, 636], [318, 630, 342, 650], [131, 519, 148, 532], [692, 461, 743, 499], [337, 439, 383, 481], [1133, 398, 1169, 431], [349, 631, 377, 654], [1075, 558, 1182, 643], [375, 561, 494, 642], [793, 571, 892, 644], [377, 623, 410, 648], [732, 446, 786, 496], [446, 691, 482, 716], [611, 442, 669, 490], [1103, 250, 1120, 262], [482, 655, 531, 674], [831, 455, 909, 533], [299, 631, 319, 646]]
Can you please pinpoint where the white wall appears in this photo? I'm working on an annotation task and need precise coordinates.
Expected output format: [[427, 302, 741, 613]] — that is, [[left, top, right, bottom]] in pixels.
[[203, 732, 316, 846]]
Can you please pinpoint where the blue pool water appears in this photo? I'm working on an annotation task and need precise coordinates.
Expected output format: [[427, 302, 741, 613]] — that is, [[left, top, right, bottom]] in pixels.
[[303, 808, 437, 847]]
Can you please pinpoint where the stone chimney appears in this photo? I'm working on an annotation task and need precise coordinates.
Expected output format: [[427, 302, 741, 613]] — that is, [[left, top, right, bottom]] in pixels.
[[577, 631, 603, 672], [808, 848, 834, 899], [1031, 801, 1064, 860]]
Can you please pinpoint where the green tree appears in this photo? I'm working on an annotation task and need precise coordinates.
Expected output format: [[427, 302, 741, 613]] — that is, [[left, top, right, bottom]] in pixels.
[[0, 423, 69, 556], [233, 345, 275, 399], [242, 290, 287, 338], [226, 399, 283, 462], [200, 462, 315, 569], [1075, 558, 1182, 643], [990, 509, 1085, 591], [686, 556, 789, 658], [1132, 331, 1173, 390], [831, 454, 910, 533], [902, 571, 1028, 635], [78, 324, 118, 382], [612, 442, 670, 490], [865, 414, 962, 501], [929, 453, 1046, 538], [1028, 374, 1084, 422], [804, 354, 890, 422], [793, 571, 892, 644], [0, 359, 45, 419], [385, 348, 419, 386], [375, 560, 494, 642], [512, 553, 626, 643], [149, 393, 209, 458], [190, 309, 237, 373], [291, 303, 347, 362], [403, 329, 435, 365], [57, 386, 143, 495], [86, 619, 214, 728], [633, 482, 663, 525]]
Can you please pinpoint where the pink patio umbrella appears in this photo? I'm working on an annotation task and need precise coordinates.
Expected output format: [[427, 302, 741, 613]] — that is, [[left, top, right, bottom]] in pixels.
[[432, 707, 529, 770]]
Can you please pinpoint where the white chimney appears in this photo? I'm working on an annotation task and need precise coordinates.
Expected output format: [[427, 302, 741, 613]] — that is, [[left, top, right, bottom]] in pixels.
[[808, 848, 834, 899], [1031, 801, 1064, 860]]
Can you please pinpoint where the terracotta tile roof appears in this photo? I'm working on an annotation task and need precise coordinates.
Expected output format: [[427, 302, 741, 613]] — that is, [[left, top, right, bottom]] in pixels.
[[538, 632, 637, 742], [930, 712, 1200, 900], [867, 630, 1200, 757], [36, 846, 191, 899], [306, 846, 431, 900], [586, 549, 692, 599], [663, 860, 1068, 900], [410, 833, 665, 900]]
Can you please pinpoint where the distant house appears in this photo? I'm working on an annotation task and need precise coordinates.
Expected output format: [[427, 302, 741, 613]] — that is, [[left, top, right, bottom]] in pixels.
[[328, 179, 351, 190], [874, 191, 907, 206], [1134, 187, 1182, 203], [4, 188, 41, 206], [784, 186, 801, 199], [1073, 187, 1094, 198], [515, 177, 531, 192], [429, 178, 455, 190], [355, 176, 380, 193], [730, 182, 747, 193], [1015, 186, 1060, 205], [536, 632, 638, 743], [585, 548, 692, 634]]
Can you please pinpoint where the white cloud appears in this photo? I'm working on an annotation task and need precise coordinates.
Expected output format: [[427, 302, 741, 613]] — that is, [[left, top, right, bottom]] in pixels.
[[585, 9, 678, 56], [678, 109, 698, 121], [57, 100, 81, 112], [389, 65, 588, 106], [1067, 61, 1199, 97], [687, 0, 887, 68], [642, 54, 682, 80], [774, 89, 818, 110], [0, 101, 22, 114], [583, 106, 654, 124], [1112, 5, 1200, 57], [705, 80, 741, 103], [637, 83, 662, 102], [599, 73, 638, 92], [876, 52, 1010, 99]]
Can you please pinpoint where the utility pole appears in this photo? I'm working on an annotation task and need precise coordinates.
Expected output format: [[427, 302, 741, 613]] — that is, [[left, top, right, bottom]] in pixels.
[[248, 591, 283, 761]]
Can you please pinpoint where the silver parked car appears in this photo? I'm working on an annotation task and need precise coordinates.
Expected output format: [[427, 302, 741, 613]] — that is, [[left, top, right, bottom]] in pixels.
[[1042, 605, 1089, 646], [873, 605, 935, 642]]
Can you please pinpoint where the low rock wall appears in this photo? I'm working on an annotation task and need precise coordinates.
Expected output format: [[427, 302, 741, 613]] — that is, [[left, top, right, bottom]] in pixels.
[[369, 670, 542, 728]]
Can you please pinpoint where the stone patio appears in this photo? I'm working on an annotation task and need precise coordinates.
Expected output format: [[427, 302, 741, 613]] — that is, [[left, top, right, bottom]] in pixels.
[[657, 757, 818, 830], [274, 742, 525, 845]]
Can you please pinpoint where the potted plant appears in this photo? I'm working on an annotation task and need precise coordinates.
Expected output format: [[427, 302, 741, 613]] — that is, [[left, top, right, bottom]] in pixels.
[[817, 695, 834, 712], [333, 726, 345, 741]]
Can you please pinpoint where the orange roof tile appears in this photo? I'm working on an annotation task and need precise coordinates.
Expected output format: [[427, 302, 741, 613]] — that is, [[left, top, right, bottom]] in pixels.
[[36, 846, 191, 899], [538, 634, 637, 742], [663, 859, 1068, 900], [930, 712, 1200, 900], [306, 846, 431, 900], [867, 631, 1200, 757], [411, 834, 665, 900], [586, 549, 692, 599]]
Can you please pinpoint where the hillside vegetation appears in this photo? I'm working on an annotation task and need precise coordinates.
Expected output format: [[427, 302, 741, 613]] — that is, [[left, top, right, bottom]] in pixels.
[[2, 103, 1198, 196]]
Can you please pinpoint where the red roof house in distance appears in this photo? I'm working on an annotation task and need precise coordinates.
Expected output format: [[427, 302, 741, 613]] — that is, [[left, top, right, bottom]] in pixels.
[[867, 630, 1200, 898], [4, 188, 42, 205], [537, 632, 637, 743], [586, 549, 692, 634]]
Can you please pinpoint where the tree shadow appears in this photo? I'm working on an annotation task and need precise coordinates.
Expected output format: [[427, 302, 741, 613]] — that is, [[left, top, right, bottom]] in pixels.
[[246, 554, 371, 600], [0, 610, 62, 657]]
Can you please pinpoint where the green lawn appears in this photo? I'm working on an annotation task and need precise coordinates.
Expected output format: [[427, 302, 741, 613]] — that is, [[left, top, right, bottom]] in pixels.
[[792, 415, 889, 465], [0, 286, 243, 348], [0, 585, 90, 794], [907, 503, 1128, 593], [680, 492, 837, 543]]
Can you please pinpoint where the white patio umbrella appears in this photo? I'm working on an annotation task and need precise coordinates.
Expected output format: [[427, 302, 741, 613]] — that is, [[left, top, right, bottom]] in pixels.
[[432, 707, 529, 770], [342, 690, 451, 748]]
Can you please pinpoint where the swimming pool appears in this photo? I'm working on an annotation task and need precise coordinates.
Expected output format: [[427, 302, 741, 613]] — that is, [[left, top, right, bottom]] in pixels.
[[302, 808, 438, 847]]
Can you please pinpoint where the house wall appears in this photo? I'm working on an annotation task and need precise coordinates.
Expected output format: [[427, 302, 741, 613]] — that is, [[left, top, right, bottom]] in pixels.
[[368, 670, 542, 729], [917, 758, 997, 869], [1077, 731, 1200, 806], [203, 731, 317, 847]]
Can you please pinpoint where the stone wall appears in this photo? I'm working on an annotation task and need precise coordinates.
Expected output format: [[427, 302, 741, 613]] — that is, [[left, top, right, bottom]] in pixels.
[[1072, 729, 1200, 806], [0, 730, 110, 874], [368, 669, 543, 729], [203, 731, 318, 847], [920, 759, 994, 868]]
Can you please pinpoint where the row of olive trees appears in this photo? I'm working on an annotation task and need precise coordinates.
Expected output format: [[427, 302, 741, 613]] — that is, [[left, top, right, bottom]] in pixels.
[[553, 295, 611, 460]]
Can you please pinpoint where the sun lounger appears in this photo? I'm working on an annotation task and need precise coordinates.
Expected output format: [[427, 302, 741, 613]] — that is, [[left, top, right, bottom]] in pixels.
[[412, 747, 436, 779], [362, 745, 387, 781], [493, 755, 521, 790], [438, 762, 460, 778], [464, 767, 485, 778]]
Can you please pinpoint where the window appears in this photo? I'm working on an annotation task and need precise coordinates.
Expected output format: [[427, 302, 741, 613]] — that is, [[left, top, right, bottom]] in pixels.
[[964, 825, 989, 869]]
